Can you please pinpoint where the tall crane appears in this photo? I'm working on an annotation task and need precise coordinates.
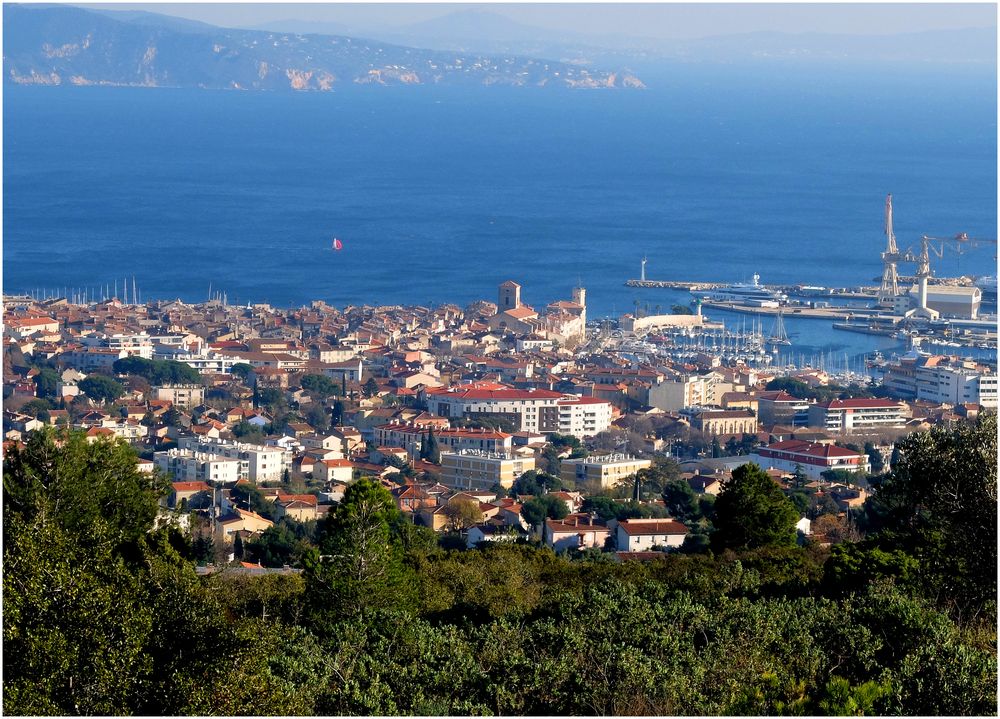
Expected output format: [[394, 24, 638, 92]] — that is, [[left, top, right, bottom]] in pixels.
[[877, 194, 903, 307], [908, 233, 996, 317]]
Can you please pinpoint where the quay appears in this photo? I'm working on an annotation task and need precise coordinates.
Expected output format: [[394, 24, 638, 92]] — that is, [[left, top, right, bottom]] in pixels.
[[699, 301, 884, 319], [625, 278, 879, 299]]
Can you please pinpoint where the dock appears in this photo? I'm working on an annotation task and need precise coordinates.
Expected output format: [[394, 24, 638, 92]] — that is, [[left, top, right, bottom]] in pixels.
[[699, 301, 885, 320], [625, 279, 878, 299]]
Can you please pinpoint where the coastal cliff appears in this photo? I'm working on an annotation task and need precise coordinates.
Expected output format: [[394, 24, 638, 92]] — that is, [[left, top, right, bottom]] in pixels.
[[4, 5, 645, 91]]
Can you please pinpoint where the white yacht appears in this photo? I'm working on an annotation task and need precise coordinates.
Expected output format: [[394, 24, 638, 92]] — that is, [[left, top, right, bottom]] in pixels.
[[695, 273, 788, 306]]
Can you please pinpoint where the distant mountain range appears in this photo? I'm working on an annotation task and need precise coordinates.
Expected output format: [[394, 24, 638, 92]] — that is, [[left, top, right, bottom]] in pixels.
[[248, 9, 997, 68], [3, 5, 645, 91]]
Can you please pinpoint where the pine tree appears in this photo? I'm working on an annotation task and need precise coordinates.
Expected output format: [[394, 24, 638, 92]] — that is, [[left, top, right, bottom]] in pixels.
[[426, 427, 440, 464], [233, 533, 244, 561]]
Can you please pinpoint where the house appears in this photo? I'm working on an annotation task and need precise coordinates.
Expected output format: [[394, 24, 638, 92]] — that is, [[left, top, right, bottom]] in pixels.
[[169, 481, 212, 509], [314, 458, 354, 485], [687, 475, 723, 495], [548, 490, 584, 515], [466, 523, 526, 548], [274, 493, 318, 522], [214, 507, 274, 542], [416, 503, 453, 532], [392, 484, 440, 514], [615, 518, 689, 552], [497, 503, 529, 530], [829, 485, 868, 511], [543, 514, 610, 551]]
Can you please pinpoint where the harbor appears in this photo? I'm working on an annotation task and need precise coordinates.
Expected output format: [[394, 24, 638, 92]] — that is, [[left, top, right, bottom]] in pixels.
[[620, 199, 997, 367]]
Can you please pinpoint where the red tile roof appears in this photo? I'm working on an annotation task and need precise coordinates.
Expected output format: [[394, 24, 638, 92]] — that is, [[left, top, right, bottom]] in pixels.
[[617, 519, 689, 536]]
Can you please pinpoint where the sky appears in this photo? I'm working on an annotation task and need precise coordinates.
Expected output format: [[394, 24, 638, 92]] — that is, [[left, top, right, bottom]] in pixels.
[[77, 2, 998, 40]]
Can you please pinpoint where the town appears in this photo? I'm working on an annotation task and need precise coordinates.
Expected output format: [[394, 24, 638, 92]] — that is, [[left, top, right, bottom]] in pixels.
[[3, 276, 996, 569]]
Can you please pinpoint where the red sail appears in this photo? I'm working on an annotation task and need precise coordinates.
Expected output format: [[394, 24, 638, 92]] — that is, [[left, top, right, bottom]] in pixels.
[[333, 238, 343, 250]]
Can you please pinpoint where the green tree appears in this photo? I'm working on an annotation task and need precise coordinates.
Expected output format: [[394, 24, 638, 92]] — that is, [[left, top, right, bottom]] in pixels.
[[864, 441, 886, 474], [510, 470, 563, 498], [712, 462, 798, 551], [230, 484, 277, 520], [521, 494, 569, 527], [19, 398, 52, 421], [300, 374, 340, 397], [863, 414, 997, 617], [425, 427, 441, 464], [362, 377, 380, 398], [305, 402, 330, 431], [231, 363, 254, 383], [662, 479, 701, 523], [442, 498, 484, 531], [306, 478, 413, 623], [792, 464, 808, 488], [331, 400, 345, 427], [113, 357, 200, 385], [79, 375, 125, 404], [32, 367, 61, 400], [2, 429, 172, 714]]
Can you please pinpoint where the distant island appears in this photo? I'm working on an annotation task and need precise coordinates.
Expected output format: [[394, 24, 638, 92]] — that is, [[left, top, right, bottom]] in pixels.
[[4, 5, 645, 91]]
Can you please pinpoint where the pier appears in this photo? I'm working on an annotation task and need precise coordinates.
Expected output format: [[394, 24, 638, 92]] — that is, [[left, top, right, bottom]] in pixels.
[[625, 278, 879, 299], [698, 301, 884, 319]]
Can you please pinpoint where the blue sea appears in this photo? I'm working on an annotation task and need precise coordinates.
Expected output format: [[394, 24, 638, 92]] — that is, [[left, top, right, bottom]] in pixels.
[[4, 62, 997, 361]]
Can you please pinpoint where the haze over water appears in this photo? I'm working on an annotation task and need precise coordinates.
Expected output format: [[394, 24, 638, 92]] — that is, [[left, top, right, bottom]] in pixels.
[[4, 62, 996, 360]]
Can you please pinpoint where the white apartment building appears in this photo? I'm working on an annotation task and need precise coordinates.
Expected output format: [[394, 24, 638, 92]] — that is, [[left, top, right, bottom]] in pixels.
[[80, 332, 154, 360], [882, 353, 997, 409], [646, 374, 723, 411], [807, 399, 907, 433], [154, 448, 242, 484], [440, 449, 535, 491], [177, 436, 287, 483], [59, 347, 129, 372], [556, 395, 614, 437], [915, 358, 998, 408], [754, 440, 870, 480], [423, 383, 612, 438]]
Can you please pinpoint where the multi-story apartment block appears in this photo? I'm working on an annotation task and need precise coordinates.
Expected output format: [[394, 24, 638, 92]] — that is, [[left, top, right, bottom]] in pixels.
[[439, 449, 535, 491], [755, 440, 870, 479], [807, 399, 907, 433], [177, 436, 287, 483], [58, 347, 129, 372], [882, 353, 997, 408], [646, 374, 714, 411], [914, 356, 997, 408], [374, 422, 513, 460], [154, 448, 242, 484], [756, 390, 813, 428], [154, 384, 205, 409], [423, 382, 612, 438], [559, 453, 653, 490]]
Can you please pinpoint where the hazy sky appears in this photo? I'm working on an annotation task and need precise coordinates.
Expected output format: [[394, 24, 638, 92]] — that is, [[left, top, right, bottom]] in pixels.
[[79, 2, 998, 39]]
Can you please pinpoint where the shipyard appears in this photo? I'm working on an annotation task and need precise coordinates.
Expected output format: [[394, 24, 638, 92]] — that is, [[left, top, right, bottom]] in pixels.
[[618, 195, 997, 362]]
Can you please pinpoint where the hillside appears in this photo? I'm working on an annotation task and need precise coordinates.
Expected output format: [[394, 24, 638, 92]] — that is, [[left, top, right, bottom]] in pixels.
[[3, 5, 644, 91]]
